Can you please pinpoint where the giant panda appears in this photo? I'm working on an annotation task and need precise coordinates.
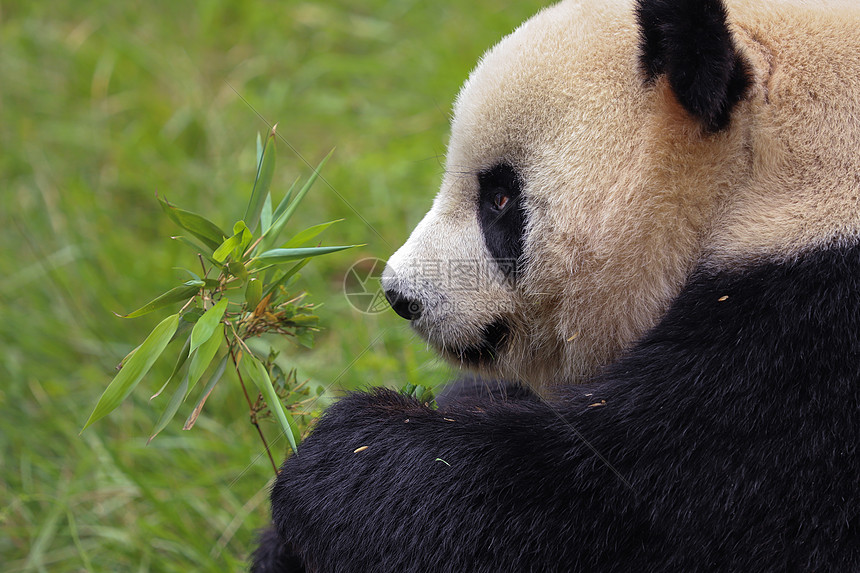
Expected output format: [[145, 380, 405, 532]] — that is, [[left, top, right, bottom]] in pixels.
[[252, 0, 860, 571]]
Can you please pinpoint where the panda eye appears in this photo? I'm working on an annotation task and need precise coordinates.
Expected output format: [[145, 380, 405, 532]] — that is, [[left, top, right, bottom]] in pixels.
[[493, 192, 510, 211], [477, 162, 526, 277]]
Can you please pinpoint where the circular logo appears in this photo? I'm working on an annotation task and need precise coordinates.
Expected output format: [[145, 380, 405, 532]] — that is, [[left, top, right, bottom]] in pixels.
[[343, 258, 390, 314]]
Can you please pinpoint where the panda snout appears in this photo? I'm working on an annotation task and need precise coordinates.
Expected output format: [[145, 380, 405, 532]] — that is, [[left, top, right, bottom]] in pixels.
[[384, 287, 424, 321]]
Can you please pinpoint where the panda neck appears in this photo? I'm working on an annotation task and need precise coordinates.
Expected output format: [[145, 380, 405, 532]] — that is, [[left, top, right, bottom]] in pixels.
[[608, 239, 860, 397]]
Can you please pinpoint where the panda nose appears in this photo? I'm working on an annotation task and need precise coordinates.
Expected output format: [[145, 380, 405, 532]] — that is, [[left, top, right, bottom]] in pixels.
[[384, 288, 423, 320]]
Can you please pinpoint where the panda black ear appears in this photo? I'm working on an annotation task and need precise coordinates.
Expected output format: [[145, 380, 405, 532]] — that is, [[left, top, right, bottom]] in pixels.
[[636, 0, 751, 132]]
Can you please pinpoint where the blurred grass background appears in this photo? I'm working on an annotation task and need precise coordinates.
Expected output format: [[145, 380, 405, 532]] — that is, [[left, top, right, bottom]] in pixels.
[[0, 0, 545, 570]]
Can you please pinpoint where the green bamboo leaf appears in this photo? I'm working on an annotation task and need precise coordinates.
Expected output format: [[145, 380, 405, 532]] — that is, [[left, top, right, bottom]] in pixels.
[[239, 354, 299, 453], [116, 344, 139, 371], [171, 235, 207, 252], [158, 197, 227, 251], [261, 193, 273, 235], [235, 220, 253, 258], [181, 307, 205, 322], [245, 278, 262, 309], [245, 125, 276, 233], [264, 259, 310, 298], [176, 268, 201, 282], [185, 323, 224, 399], [183, 354, 229, 430], [120, 284, 198, 319], [288, 314, 318, 326], [213, 233, 242, 263], [228, 261, 248, 283], [148, 372, 188, 444], [256, 245, 358, 264], [271, 176, 301, 222], [255, 131, 263, 169], [171, 307, 205, 343], [257, 151, 332, 253], [213, 221, 253, 263], [189, 299, 228, 354], [296, 330, 314, 349], [82, 314, 180, 431], [170, 235, 218, 261], [282, 219, 343, 248], [151, 336, 190, 400]]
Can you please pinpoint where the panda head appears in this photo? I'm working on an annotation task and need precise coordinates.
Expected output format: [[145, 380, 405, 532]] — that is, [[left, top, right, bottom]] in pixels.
[[382, 0, 860, 391]]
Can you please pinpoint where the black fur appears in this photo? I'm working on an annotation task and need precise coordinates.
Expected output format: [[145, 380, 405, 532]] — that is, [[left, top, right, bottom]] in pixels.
[[254, 241, 860, 572], [477, 163, 526, 277], [434, 374, 537, 408], [250, 526, 305, 573], [636, 0, 751, 131], [458, 318, 511, 366]]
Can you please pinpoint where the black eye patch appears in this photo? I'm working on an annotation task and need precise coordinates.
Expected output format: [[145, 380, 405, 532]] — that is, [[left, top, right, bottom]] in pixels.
[[477, 163, 526, 278]]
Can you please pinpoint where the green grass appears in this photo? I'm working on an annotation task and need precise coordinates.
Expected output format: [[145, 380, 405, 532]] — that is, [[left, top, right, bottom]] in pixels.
[[0, 0, 544, 570]]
